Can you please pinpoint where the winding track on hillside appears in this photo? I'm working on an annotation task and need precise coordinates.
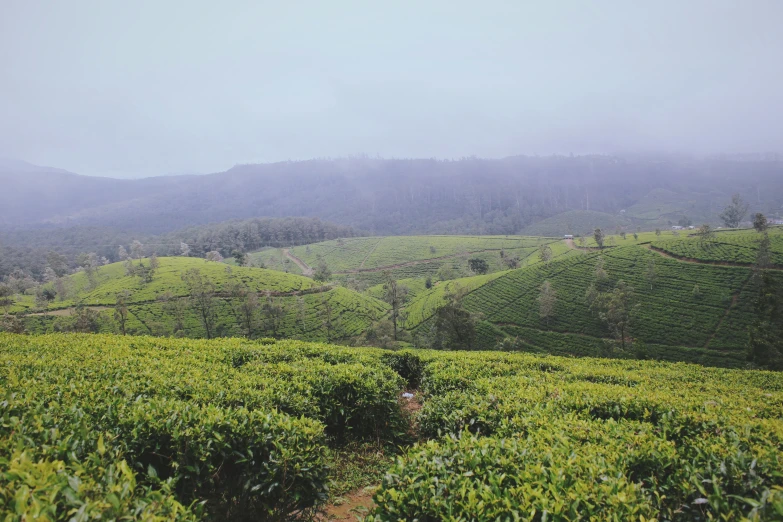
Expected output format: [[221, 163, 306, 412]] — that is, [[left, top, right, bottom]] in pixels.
[[564, 239, 783, 270], [283, 248, 314, 276], [335, 248, 519, 275]]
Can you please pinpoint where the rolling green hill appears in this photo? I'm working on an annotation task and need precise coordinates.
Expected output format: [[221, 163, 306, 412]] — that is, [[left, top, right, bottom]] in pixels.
[[249, 235, 563, 286], [12, 257, 389, 341], [400, 229, 781, 367], [7, 227, 780, 369]]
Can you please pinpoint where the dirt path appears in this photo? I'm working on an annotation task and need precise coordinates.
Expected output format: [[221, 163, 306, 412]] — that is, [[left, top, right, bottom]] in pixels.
[[25, 306, 111, 317], [359, 238, 383, 269], [282, 249, 314, 276], [703, 273, 752, 350], [646, 244, 783, 270], [335, 248, 506, 275], [320, 488, 375, 520]]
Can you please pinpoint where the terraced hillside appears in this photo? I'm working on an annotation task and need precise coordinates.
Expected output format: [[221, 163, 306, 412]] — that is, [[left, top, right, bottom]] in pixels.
[[402, 228, 782, 367], [2, 334, 782, 520], [651, 227, 783, 266], [250, 235, 566, 286], [6, 229, 779, 368], [11, 257, 388, 341]]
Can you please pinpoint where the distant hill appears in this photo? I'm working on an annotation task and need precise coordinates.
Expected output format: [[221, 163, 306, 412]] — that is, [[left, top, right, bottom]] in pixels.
[[3, 155, 782, 235], [396, 228, 783, 367], [14, 257, 389, 341], [250, 235, 569, 286], [521, 210, 626, 237]]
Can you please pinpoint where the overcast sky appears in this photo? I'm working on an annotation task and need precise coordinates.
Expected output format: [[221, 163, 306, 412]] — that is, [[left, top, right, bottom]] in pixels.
[[1, 1, 781, 178]]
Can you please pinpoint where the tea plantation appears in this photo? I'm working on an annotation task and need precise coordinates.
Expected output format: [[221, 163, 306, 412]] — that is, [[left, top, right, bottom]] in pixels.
[[251, 235, 565, 286], [11, 257, 389, 341], [1, 334, 782, 520]]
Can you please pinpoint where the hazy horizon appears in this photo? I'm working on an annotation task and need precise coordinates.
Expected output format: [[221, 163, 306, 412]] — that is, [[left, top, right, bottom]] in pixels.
[[2, 0, 782, 178]]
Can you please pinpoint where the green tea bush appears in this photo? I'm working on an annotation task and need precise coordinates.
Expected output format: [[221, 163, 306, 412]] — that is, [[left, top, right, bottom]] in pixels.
[[373, 350, 783, 521]]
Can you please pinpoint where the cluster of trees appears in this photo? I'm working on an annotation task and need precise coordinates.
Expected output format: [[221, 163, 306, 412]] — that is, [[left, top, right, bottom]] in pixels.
[[155, 217, 363, 259], [0, 217, 362, 283]]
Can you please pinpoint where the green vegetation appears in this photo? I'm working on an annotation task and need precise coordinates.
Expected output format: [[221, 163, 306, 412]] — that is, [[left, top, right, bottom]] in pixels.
[[9, 257, 389, 342], [652, 227, 783, 266], [246, 247, 302, 274], [5, 224, 783, 368], [376, 350, 783, 520], [522, 209, 627, 237], [2, 334, 782, 520]]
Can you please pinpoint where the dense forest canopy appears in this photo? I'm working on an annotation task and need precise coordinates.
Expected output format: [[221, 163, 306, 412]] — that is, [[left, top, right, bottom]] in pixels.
[[0, 217, 362, 281]]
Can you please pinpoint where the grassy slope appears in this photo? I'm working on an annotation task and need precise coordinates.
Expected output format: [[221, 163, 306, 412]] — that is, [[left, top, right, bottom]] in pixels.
[[651, 226, 783, 266], [285, 236, 555, 271], [402, 233, 779, 367], [12, 229, 777, 367], [56, 257, 317, 307], [246, 247, 303, 275], [16, 257, 389, 341], [250, 235, 561, 288]]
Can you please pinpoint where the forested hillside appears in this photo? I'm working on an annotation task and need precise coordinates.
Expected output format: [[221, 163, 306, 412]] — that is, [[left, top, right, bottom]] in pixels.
[[3, 154, 782, 235]]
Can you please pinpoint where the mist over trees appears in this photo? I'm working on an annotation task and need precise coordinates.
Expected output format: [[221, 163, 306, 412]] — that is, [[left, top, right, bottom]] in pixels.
[[2, 155, 782, 236], [0, 216, 361, 281]]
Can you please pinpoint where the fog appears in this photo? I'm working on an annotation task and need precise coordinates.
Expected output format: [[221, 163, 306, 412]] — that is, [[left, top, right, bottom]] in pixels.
[[1, 0, 781, 178]]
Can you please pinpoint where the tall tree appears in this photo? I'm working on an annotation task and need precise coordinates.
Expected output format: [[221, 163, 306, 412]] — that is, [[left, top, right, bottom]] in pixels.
[[538, 244, 553, 265], [468, 257, 489, 274], [433, 285, 480, 350], [180, 242, 191, 256], [0, 283, 14, 314], [46, 251, 69, 277], [228, 281, 259, 338], [382, 272, 409, 341], [205, 250, 224, 263], [753, 213, 769, 234], [232, 250, 248, 267], [318, 294, 337, 341], [594, 228, 605, 249], [181, 268, 218, 339], [747, 270, 783, 370], [719, 193, 749, 229], [594, 256, 609, 288], [313, 261, 332, 283], [113, 290, 131, 335], [77, 252, 99, 288], [698, 224, 716, 247], [537, 280, 556, 326], [158, 291, 187, 335], [130, 240, 144, 260], [594, 280, 638, 352], [644, 258, 657, 290], [262, 293, 286, 338]]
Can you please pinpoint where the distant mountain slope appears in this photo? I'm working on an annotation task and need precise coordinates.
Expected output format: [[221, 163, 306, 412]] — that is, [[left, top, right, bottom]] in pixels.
[[3, 155, 782, 235], [521, 210, 626, 237]]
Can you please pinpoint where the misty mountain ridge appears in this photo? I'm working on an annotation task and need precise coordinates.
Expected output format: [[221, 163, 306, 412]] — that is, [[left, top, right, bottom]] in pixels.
[[2, 154, 782, 236]]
